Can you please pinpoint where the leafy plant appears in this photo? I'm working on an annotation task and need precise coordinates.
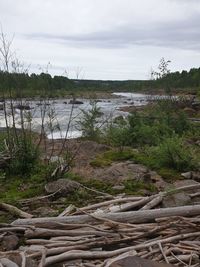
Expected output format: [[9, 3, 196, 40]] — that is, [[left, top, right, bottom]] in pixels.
[[8, 133, 40, 175], [78, 101, 102, 141], [147, 136, 196, 171]]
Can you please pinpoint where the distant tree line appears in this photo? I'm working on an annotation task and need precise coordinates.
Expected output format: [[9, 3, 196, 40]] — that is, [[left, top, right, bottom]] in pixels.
[[0, 71, 75, 97], [157, 68, 200, 90], [0, 67, 199, 97]]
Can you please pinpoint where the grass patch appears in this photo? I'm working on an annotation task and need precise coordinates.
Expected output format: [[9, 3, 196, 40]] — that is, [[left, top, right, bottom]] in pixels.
[[157, 168, 182, 183], [123, 180, 157, 195], [90, 149, 136, 167], [0, 174, 45, 204]]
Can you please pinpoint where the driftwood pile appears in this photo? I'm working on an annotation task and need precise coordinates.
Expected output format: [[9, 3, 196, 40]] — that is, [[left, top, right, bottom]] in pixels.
[[1, 184, 200, 267]]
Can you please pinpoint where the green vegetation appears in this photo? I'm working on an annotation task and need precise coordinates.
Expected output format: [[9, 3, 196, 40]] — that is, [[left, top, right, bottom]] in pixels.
[[90, 149, 135, 167], [86, 96, 200, 174], [78, 101, 102, 141], [0, 31, 199, 224], [0, 65, 200, 97]]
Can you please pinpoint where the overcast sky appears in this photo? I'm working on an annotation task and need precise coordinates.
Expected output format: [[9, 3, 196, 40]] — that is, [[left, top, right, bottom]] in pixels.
[[1, 0, 200, 80]]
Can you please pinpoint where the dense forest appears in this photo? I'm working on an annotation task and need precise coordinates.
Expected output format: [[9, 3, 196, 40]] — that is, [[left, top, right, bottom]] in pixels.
[[0, 66, 200, 97]]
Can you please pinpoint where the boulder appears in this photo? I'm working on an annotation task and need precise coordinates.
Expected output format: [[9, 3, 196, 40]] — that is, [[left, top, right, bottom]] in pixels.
[[0, 253, 37, 267], [192, 172, 200, 182], [14, 104, 31, 110], [69, 100, 84, 104], [0, 258, 19, 267], [162, 191, 191, 208], [45, 178, 80, 196], [93, 161, 166, 190], [173, 179, 200, 193], [0, 234, 19, 251], [181, 171, 200, 182], [162, 179, 200, 208], [107, 255, 174, 267]]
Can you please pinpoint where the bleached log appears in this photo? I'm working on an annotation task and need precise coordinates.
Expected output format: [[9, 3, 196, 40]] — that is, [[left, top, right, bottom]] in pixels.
[[58, 204, 75, 217], [44, 249, 137, 266], [25, 228, 119, 238], [12, 204, 200, 226], [0, 203, 33, 219], [73, 196, 143, 214], [110, 195, 156, 212], [44, 231, 200, 266], [0, 258, 19, 267], [141, 195, 163, 210]]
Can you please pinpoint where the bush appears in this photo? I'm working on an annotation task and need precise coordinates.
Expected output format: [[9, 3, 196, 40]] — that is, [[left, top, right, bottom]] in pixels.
[[78, 101, 102, 141], [104, 123, 129, 149], [8, 134, 39, 175], [148, 136, 196, 171]]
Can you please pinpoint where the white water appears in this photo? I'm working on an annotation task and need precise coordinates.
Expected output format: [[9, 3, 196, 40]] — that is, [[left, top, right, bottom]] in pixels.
[[0, 92, 149, 139]]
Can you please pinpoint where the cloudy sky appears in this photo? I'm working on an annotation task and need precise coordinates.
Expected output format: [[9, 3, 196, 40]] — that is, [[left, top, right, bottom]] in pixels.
[[0, 0, 200, 80]]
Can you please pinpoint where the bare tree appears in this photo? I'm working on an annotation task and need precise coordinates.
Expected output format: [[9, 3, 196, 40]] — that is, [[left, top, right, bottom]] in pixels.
[[151, 58, 171, 80], [74, 66, 85, 79], [0, 26, 14, 72]]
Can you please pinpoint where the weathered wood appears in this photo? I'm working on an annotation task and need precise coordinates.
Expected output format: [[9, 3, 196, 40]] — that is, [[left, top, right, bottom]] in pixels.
[[73, 196, 143, 214], [12, 204, 200, 226], [44, 248, 137, 266], [141, 195, 163, 210], [0, 203, 33, 219], [44, 231, 200, 265], [25, 228, 119, 238]]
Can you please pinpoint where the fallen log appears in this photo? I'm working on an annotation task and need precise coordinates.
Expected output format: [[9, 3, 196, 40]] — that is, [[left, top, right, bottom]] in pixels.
[[0, 203, 33, 219], [24, 228, 119, 238], [44, 231, 200, 266], [12, 204, 200, 226], [72, 196, 143, 215], [44, 248, 137, 266]]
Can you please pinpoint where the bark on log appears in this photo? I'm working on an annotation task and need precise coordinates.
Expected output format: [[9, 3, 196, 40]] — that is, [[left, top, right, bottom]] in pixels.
[[25, 228, 119, 238], [0, 203, 33, 219], [12, 204, 200, 226], [141, 195, 163, 210], [44, 231, 200, 266], [73, 197, 143, 214], [44, 249, 137, 266]]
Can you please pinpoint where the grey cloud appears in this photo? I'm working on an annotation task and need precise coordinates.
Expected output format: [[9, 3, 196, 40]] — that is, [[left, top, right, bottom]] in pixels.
[[24, 13, 200, 51]]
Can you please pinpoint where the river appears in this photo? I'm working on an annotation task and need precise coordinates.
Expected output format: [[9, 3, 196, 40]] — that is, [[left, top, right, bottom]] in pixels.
[[0, 92, 150, 139]]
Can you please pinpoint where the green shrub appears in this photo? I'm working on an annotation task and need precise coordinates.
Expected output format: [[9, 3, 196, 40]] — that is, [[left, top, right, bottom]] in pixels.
[[90, 149, 135, 167], [123, 179, 157, 195], [148, 136, 195, 171], [78, 101, 102, 141], [103, 124, 129, 149], [8, 134, 39, 175]]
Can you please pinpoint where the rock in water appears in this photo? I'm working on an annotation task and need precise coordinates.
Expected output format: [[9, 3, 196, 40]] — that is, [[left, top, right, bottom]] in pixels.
[[69, 100, 84, 104]]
